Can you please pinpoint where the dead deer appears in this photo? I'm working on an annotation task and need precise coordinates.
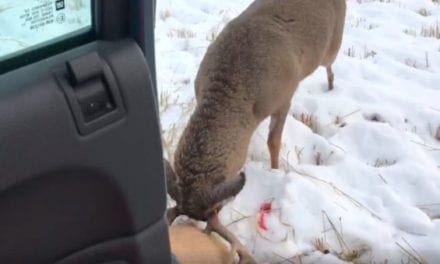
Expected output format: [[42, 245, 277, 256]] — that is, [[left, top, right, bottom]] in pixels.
[[169, 223, 233, 264], [165, 0, 346, 263]]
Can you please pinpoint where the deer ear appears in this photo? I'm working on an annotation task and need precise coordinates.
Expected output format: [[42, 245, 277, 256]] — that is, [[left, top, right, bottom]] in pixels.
[[164, 159, 181, 202], [207, 171, 246, 206]]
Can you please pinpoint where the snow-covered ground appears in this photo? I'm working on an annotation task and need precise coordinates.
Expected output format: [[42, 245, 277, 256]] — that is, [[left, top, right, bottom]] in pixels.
[[156, 0, 440, 263]]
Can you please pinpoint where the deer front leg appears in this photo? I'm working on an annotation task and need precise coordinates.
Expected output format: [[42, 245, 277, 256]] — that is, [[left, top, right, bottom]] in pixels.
[[326, 66, 335, 91], [267, 102, 291, 169], [206, 213, 257, 264]]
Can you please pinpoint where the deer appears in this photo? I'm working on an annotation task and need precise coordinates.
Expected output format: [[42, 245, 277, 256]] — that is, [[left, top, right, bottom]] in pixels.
[[165, 0, 346, 263], [169, 223, 234, 264]]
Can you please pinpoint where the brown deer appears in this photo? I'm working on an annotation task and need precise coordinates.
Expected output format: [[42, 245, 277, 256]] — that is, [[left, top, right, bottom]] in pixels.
[[165, 0, 346, 263], [169, 223, 234, 264]]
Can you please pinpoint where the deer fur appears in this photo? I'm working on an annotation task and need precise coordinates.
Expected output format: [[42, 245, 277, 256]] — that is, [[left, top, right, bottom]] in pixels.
[[169, 224, 234, 264], [166, 0, 346, 263]]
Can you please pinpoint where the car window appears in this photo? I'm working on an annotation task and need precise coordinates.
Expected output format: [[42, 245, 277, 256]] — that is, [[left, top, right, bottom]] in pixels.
[[0, 0, 92, 62]]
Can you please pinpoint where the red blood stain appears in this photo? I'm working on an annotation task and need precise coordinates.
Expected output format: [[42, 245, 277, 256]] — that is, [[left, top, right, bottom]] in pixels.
[[257, 202, 272, 231]]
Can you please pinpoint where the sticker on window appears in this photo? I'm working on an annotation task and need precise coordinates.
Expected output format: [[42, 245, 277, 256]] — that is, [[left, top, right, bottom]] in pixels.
[[0, 0, 92, 61]]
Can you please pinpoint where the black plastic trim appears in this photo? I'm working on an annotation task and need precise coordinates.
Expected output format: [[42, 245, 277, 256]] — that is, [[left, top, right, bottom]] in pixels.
[[0, 39, 169, 264], [57, 52, 126, 135]]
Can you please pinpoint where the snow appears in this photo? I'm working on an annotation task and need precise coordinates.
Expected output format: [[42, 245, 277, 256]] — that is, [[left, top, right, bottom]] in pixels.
[[156, 0, 440, 263]]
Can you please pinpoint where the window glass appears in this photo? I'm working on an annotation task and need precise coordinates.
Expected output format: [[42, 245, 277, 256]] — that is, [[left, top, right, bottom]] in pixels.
[[0, 0, 92, 61]]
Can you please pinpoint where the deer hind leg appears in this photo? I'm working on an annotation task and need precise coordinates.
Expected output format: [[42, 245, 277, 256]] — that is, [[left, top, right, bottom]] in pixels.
[[267, 102, 291, 169], [326, 66, 335, 91], [206, 213, 257, 264]]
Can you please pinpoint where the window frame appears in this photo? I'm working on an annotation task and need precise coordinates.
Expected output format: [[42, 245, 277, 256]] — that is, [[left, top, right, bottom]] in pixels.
[[0, 1, 96, 74]]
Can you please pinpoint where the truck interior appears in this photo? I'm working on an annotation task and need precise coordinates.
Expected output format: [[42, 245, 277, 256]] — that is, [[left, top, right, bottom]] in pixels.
[[0, 0, 173, 263]]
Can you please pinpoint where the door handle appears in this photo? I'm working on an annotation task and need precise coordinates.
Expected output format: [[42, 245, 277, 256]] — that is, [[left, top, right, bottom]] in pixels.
[[57, 52, 126, 135]]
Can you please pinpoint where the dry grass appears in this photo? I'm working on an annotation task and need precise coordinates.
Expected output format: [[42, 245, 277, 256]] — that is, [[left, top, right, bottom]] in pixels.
[[159, 89, 178, 114], [417, 8, 431, 17], [405, 22, 440, 39], [293, 146, 305, 164], [410, 140, 440, 151], [353, 17, 367, 28], [342, 250, 362, 262], [312, 238, 330, 254], [161, 124, 179, 161], [370, 261, 389, 264], [271, 253, 303, 264], [403, 54, 431, 70], [160, 9, 171, 21], [322, 211, 348, 252], [377, 173, 388, 184], [321, 211, 367, 262], [206, 26, 220, 42], [160, 100, 195, 159], [282, 159, 383, 220], [289, 146, 333, 166], [314, 152, 323, 166], [364, 113, 385, 123], [325, 109, 361, 128], [344, 46, 377, 59], [403, 29, 417, 37], [334, 116, 345, 127], [416, 203, 440, 220], [363, 46, 378, 59], [404, 58, 419, 69], [299, 113, 318, 133], [420, 21, 440, 39], [168, 28, 197, 39], [368, 24, 379, 30], [396, 237, 427, 264], [344, 46, 356, 57], [425, 52, 430, 68], [313, 149, 335, 166], [159, 86, 196, 160], [373, 159, 397, 167]]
